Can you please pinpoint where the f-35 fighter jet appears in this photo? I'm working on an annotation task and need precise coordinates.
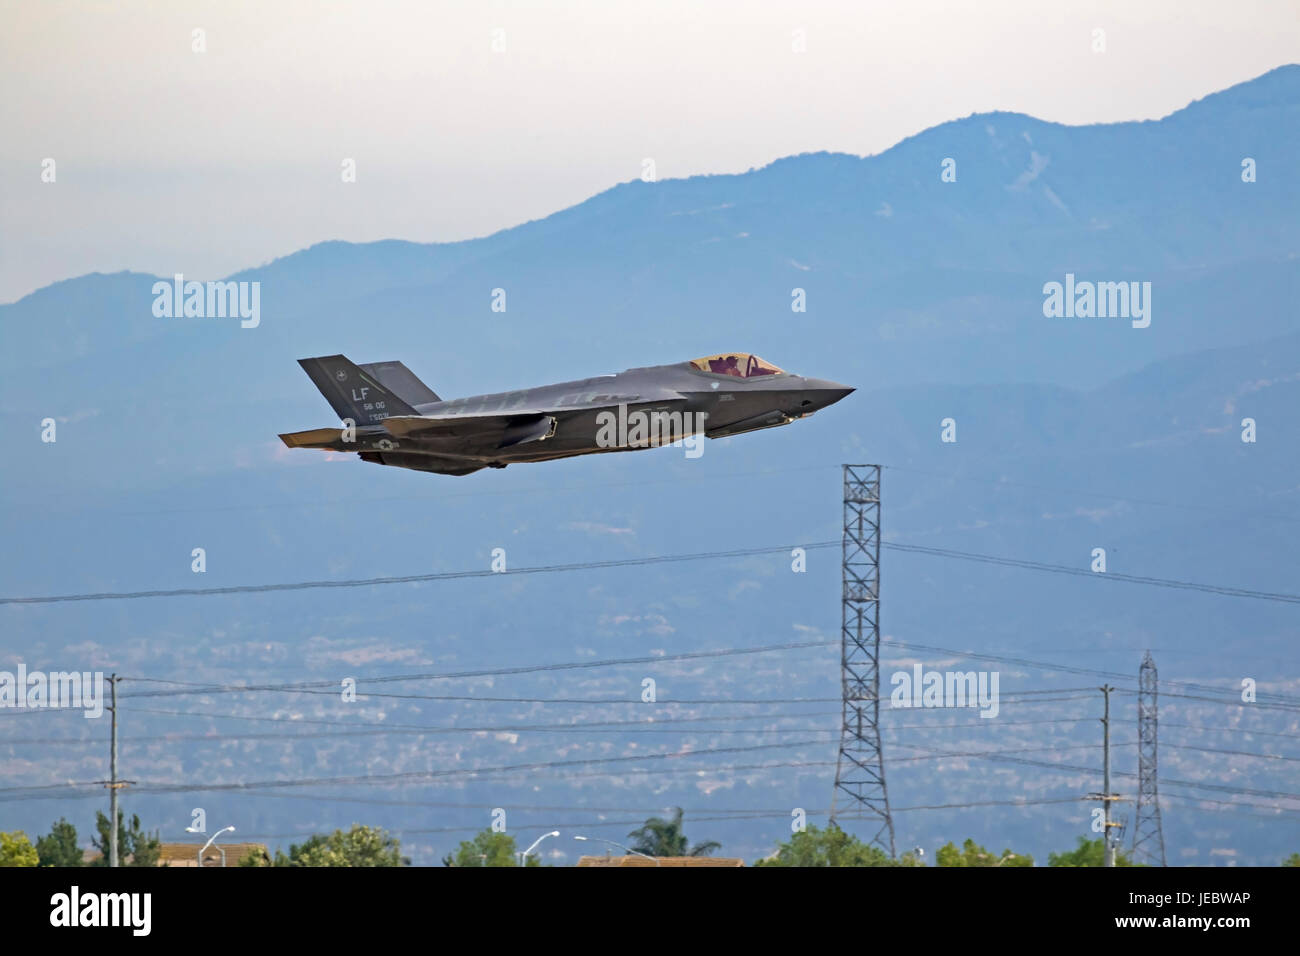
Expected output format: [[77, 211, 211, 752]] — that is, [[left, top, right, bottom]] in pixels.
[[279, 353, 853, 476]]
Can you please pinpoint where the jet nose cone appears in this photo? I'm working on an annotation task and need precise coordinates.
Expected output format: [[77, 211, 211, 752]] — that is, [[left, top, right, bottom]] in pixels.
[[800, 378, 855, 411]]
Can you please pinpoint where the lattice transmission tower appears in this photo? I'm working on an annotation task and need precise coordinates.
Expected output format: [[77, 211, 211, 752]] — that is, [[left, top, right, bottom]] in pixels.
[[1131, 650, 1167, 866], [829, 464, 895, 856]]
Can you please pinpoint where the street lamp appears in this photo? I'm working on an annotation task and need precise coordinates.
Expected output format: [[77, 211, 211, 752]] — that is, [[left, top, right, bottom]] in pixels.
[[574, 835, 660, 866], [518, 830, 560, 867], [198, 825, 236, 868]]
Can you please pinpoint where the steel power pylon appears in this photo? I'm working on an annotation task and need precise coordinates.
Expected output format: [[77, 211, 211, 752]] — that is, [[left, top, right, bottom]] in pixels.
[[829, 464, 895, 856], [1132, 650, 1167, 866]]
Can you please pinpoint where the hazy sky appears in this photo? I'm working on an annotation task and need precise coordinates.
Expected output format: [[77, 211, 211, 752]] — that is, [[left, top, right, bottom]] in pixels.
[[2, 0, 1297, 302]]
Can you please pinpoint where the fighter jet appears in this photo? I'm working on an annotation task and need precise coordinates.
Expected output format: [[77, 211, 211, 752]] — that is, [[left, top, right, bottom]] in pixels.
[[279, 353, 853, 476]]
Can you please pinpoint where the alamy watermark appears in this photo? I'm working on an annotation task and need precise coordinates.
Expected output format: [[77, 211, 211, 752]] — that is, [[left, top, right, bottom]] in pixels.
[[595, 404, 707, 459], [0, 665, 104, 718], [50, 886, 150, 936], [890, 664, 1000, 718], [152, 273, 260, 328], [1042, 273, 1150, 329]]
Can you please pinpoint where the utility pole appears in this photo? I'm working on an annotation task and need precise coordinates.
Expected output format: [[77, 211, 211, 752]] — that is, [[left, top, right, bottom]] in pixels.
[[1101, 683, 1114, 868], [107, 674, 121, 868], [1086, 684, 1125, 867]]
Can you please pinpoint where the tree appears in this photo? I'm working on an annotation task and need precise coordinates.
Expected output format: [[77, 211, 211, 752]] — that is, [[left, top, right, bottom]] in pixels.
[[1280, 852, 1300, 867], [627, 807, 720, 858], [90, 811, 160, 867], [1049, 836, 1140, 867], [236, 846, 271, 867], [935, 838, 1032, 867], [261, 825, 407, 867], [35, 818, 82, 867], [442, 830, 537, 867], [754, 825, 915, 867], [0, 831, 39, 867]]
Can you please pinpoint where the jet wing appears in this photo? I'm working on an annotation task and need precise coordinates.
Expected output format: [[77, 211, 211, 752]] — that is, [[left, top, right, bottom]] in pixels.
[[382, 388, 688, 448]]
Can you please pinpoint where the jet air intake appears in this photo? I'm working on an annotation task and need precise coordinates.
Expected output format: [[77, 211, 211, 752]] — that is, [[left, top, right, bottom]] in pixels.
[[498, 414, 558, 448]]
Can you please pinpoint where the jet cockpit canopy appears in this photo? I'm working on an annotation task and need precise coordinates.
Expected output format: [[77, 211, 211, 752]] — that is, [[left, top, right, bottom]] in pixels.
[[688, 353, 785, 378]]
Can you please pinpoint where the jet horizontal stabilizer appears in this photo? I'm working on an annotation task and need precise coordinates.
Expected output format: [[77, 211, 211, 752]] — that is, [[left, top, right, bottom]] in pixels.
[[279, 427, 346, 449]]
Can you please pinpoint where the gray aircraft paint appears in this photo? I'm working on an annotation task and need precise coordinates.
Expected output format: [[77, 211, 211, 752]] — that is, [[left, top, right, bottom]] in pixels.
[[280, 354, 853, 477]]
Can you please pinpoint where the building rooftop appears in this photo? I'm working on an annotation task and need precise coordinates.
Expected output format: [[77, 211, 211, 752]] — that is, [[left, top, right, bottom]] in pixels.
[[157, 842, 270, 867]]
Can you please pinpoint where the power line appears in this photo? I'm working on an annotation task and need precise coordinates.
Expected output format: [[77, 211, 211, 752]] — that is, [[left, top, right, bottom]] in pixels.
[[117, 686, 1090, 706], [884, 542, 1300, 605], [0, 541, 839, 606], [110, 637, 1119, 705], [4, 718, 1121, 754], [1, 725, 842, 748], [0, 757, 844, 804], [136, 691, 839, 705], [10, 741, 1299, 812], [893, 740, 1300, 803], [853, 796, 1089, 814], [0, 709, 1112, 747], [886, 637, 1300, 707], [5, 538, 1300, 607], [1112, 686, 1300, 714], [0, 739, 830, 798], [891, 742, 1128, 762], [12, 717, 1294, 759], [5, 628, 1287, 712], [1164, 742, 1300, 763], [0, 738, 1125, 798], [1158, 721, 1300, 741], [1157, 793, 1300, 819], [880, 463, 1300, 525], [117, 639, 837, 699], [125, 705, 836, 730], [0, 736, 1128, 798]]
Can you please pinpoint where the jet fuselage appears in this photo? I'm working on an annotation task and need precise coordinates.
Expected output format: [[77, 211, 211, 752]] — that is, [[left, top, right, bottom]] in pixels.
[[280, 353, 853, 476]]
